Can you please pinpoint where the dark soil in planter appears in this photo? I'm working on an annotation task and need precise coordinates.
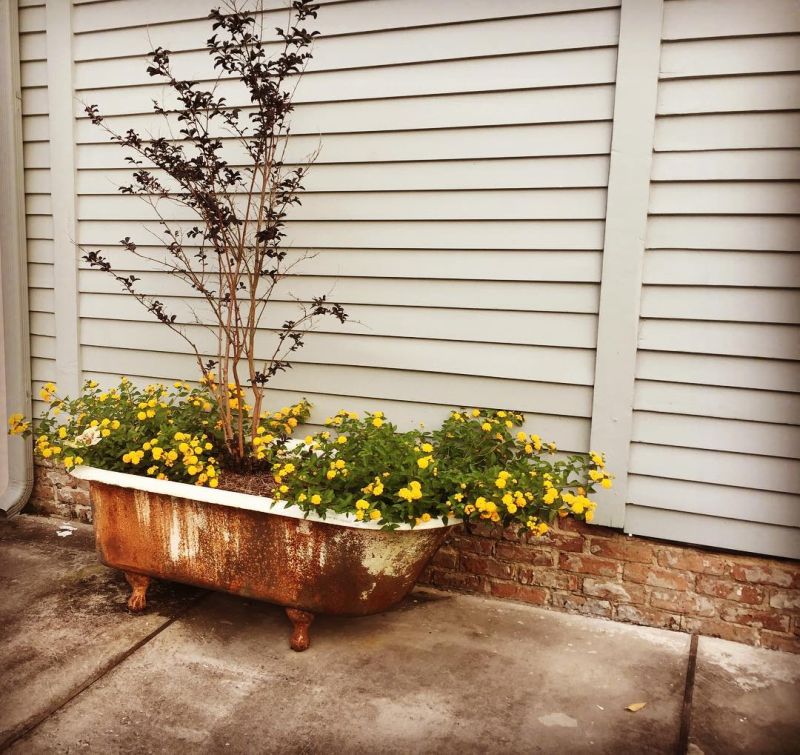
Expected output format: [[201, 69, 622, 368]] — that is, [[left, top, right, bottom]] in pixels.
[[216, 470, 276, 499]]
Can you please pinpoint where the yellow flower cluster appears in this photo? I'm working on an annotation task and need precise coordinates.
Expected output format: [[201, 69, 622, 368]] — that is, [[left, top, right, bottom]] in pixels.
[[588, 451, 614, 489], [525, 517, 550, 536], [7, 413, 30, 435], [265, 401, 305, 435], [397, 480, 422, 501], [39, 382, 57, 403], [36, 434, 62, 459]]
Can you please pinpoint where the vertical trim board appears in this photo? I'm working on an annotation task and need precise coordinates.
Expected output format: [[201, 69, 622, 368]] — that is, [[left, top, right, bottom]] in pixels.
[[588, 0, 664, 527], [45, 0, 80, 395]]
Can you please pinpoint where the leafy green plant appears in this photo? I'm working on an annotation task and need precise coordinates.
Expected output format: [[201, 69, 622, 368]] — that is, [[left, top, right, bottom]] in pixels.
[[278, 408, 612, 532], [9, 378, 308, 487]]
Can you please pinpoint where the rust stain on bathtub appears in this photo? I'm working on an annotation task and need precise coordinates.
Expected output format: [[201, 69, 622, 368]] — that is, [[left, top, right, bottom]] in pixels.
[[89, 481, 451, 619]]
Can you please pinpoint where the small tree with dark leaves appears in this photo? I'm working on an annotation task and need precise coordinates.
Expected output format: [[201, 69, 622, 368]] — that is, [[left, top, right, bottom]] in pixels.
[[83, 0, 346, 469]]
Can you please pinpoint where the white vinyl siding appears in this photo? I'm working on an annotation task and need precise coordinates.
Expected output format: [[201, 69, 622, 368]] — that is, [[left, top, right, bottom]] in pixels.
[[18, 0, 54, 418], [626, 0, 800, 558], [16, 0, 800, 559], [71, 0, 621, 449]]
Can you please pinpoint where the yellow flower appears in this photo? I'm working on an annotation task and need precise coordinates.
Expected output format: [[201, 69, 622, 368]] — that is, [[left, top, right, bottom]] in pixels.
[[8, 413, 31, 435], [495, 478, 507, 489], [279, 484, 289, 494], [369, 509, 381, 521], [355, 510, 365, 521], [326, 470, 337, 480], [530, 434, 542, 451], [471, 409, 480, 417], [420, 513, 431, 523], [601, 477, 613, 489], [111, 419, 120, 430], [373, 481, 384, 496], [355, 499, 370, 510], [337, 435, 347, 445], [334, 459, 346, 470], [481, 422, 492, 432], [372, 417, 384, 428], [310, 494, 322, 505], [209, 478, 219, 488], [421, 443, 433, 453], [417, 456, 431, 470], [75, 456, 83, 465], [137, 411, 147, 421]]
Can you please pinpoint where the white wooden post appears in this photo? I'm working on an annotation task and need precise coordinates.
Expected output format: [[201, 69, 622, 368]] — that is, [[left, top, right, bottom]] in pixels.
[[45, 0, 80, 396], [589, 0, 664, 528]]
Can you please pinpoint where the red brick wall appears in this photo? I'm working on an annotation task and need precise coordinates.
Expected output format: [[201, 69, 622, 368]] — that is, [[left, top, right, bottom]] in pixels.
[[28, 463, 800, 652], [421, 518, 800, 654]]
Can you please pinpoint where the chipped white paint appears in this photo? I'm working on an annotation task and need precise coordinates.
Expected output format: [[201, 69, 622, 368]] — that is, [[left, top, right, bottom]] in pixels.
[[360, 534, 433, 578], [168, 505, 183, 562], [133, 488, 150, 528]]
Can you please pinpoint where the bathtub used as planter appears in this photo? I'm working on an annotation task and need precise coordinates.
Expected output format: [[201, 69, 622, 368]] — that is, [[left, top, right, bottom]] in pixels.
[[70, 465, 458, 651]]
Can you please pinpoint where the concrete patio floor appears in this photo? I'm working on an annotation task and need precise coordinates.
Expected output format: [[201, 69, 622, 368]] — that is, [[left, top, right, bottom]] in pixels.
[[1, 516, 797, 754]]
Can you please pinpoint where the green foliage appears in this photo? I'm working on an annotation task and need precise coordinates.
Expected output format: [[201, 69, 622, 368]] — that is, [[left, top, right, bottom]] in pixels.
[[279, 408, 612, 532], [12, 378, 309, 487]]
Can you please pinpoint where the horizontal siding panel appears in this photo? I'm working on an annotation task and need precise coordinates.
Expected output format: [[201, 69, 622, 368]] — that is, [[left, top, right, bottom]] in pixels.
[[78, 247, 603, 283], [29, 311, 55, 337], [651, 150, 800, 181], [22, 113, 48, 142], [27, 239, 53, 265], [636, 352, 800, 393], [73, 0, 619, 33], [655, 112, 800, 151], [643, 250, 800, 287], [625, 505, 799, 560], [25, 215, 53, 240], [21, 86, 47, 115], [657, 73, 800, 115], [28, 287, 54, 314], [629, 443, 800, 495], [640, 286, 800, 324], [19, 31, 46, 61], [76, 123, 614, 166], [30, 358, 55, 383], [628, 475, 800, 529], [28, 262, 53, 289], [76, 156, 612, 193], [24, 168, 51, 194], [77, 219, 606, 251], [20, 60, 47, 88], [662, 0, 800, 40], [75, 84, 615, 139], [634, 381, 800, 425], [79, 303, 597, 349], [77, 189, 609, 222], [632, 411, 800, 459], [79, 278, 600, 314], [74, 9, 619, 80], [78, 360, 593, 420], [76, 47, 619, 104], [646, 216, 800, 251], [18, 4, 45, 32], [660, 35, 800, 79], [22, 142, 49, 169], [73, 1, 620, 57], [79, 328, 597, 386], [30, 334, 55, 360], [638, 320, 800, 360], [649, 181, 800, 215], [25, 194, 51, 215]]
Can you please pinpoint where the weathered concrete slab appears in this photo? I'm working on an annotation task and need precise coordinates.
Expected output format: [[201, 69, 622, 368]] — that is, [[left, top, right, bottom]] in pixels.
[[689, 636, 800, 755], [0, 515, 202, 748], [10, 586, 689, 754]]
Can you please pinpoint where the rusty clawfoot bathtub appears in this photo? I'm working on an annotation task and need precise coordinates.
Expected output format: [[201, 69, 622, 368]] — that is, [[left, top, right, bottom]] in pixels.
[[70, 466, 457, 651]]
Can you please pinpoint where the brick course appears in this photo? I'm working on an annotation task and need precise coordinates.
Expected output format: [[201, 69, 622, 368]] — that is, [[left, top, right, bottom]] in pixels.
[[422, 517, 800, 654], [28, 462, 800, 653]]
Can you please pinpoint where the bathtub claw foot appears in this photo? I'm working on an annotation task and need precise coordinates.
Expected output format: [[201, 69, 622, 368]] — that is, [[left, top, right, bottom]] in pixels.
[[286, 608, 314, 651], [124, 571, 151, 612]]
